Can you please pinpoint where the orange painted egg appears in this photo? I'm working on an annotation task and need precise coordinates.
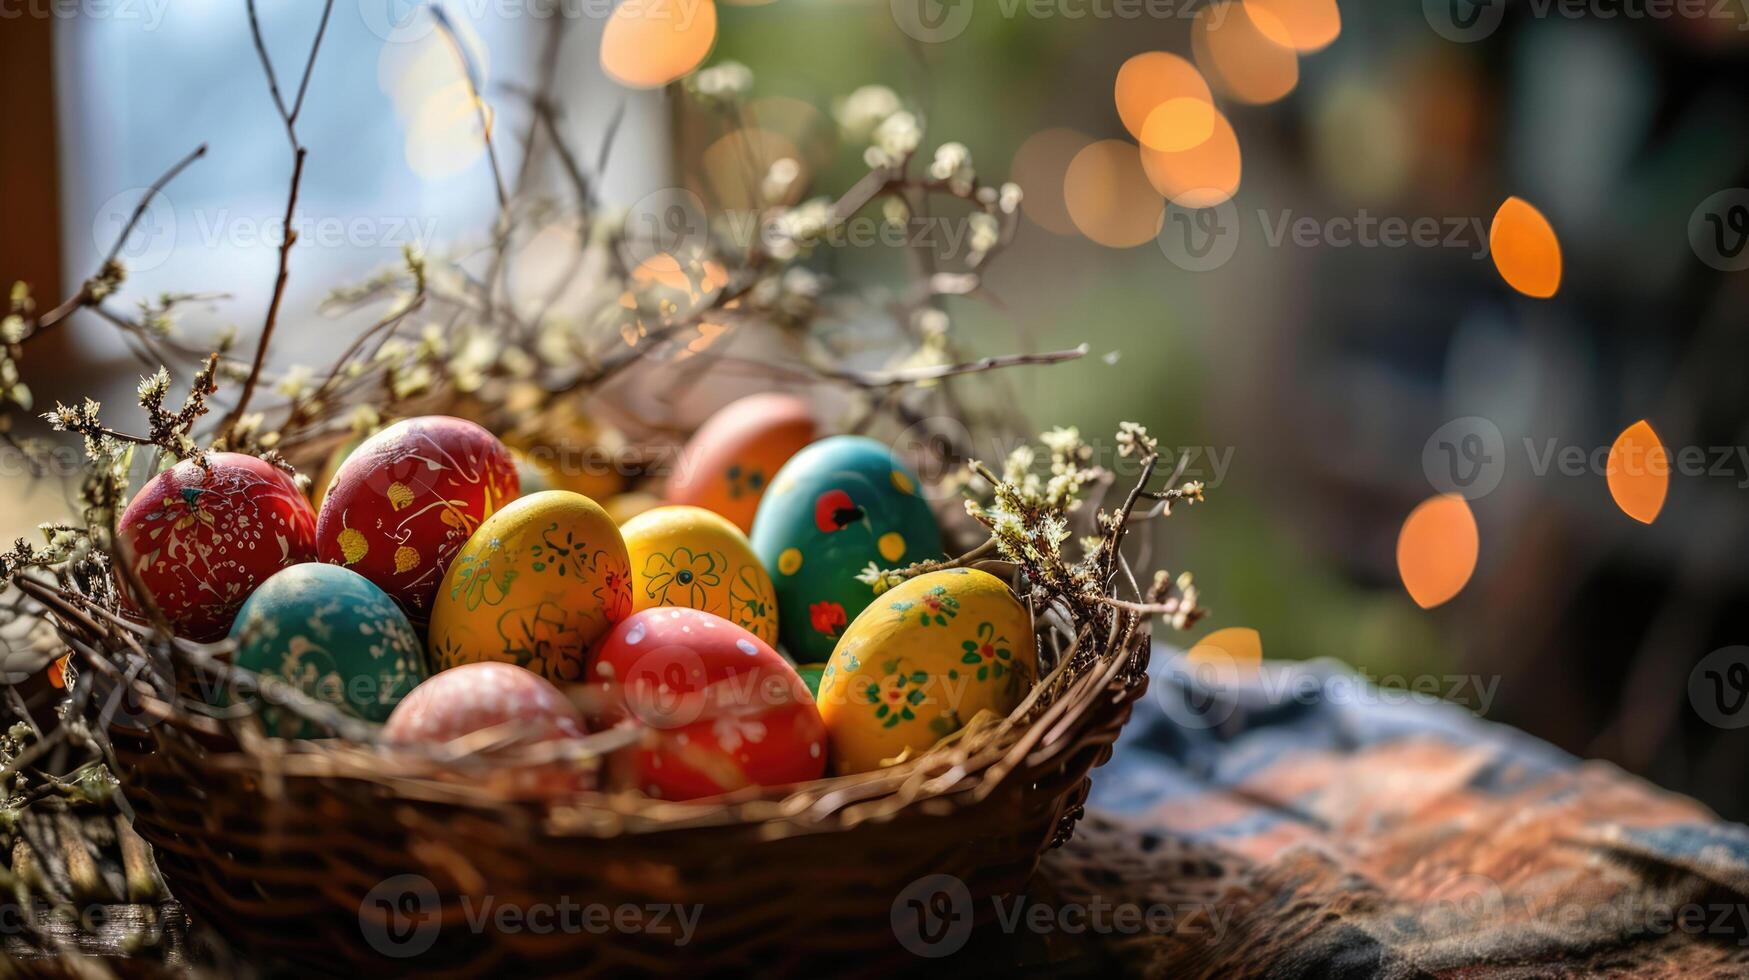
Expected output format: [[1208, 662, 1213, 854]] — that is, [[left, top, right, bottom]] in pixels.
[[428, 491, 633, 684], [588, 608, 827, 800], [316, 416, 519, 625], [116, 452, 317, 641], [665, 393, 816, 532]]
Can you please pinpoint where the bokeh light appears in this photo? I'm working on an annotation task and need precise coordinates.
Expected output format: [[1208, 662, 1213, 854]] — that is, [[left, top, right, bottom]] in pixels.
[[1113, 52, 1214, 150], [1187, 626, 1264, 676], [1141, 98, 1218, 154], [702, 128, 806, 210], [1490, 196, 1563, 298], [746, 96, 837, 173], [1138, 107, 1243, 207], [1244, 0, 1341, 53], [601, 0, 719, 89], [1397, 494, 1479, 609], [1606, 420, 1669, 525], [1063, 139, 1166, 248], [1010, 127, 1090, 236], [405, 82, 490, 179], [1193, 1, 1301, 105]]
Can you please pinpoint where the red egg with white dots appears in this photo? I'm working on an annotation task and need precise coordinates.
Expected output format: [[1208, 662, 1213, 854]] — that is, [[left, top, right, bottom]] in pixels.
[[316, 416, 519, 625], [588, 607, 827, 801], [116, 452, 317, 641], [382, 662, 584, 744]]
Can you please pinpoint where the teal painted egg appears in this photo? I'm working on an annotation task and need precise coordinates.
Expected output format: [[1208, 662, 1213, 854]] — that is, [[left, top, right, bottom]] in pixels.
[[228, 563, 428, 737], [750, 436, 943, 662]]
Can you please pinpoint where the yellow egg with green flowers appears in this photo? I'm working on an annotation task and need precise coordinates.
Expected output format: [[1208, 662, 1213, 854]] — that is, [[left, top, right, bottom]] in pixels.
[[620, 505, 780, 645], [816, 568, 1036, 774]]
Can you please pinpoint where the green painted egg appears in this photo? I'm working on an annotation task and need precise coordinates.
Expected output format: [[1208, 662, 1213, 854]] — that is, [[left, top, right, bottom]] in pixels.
[[228, 562, 428, 737], [749, 436, 944, 662]]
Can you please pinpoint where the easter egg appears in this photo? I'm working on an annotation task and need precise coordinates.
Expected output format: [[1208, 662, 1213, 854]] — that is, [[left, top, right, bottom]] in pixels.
[[117, 452, 317, 640], [666, 393, 816, 532], [428, 491, 633, 683], [311, 434, 365, 510], [228, 563, 427, 737], [620, 505, 780, 644], [317, 416, 519, 625], [816, 569, 1037, 774], [588, 608, 827, 800], [383, 662, 583, 744], [749, 436, 943, 663]]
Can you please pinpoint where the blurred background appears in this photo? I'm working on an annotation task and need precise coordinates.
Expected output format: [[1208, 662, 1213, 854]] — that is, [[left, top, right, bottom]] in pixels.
[[5, 1, 1749, 818]]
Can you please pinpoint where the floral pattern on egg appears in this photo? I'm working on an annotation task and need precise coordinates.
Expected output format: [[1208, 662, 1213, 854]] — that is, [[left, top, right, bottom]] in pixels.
[[816, 569, 1036, 774], [749, 436, 943, 663], [620, 505, 780, 645], [317, 416, 519, 626], [116, 452, 318, 641], [665, 393, 817, 533], [428, 491, 632, 684], [228, 562, 427, 737]]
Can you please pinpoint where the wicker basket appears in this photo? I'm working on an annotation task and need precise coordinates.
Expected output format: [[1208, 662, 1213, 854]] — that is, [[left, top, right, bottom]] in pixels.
[[19, 417, 1170, 974]]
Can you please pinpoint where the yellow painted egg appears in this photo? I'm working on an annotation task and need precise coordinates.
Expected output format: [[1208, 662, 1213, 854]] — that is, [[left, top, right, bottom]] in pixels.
[[619, 505, 780, 644], [816, 569, 1037, 774], [428, 490, 633, 683]]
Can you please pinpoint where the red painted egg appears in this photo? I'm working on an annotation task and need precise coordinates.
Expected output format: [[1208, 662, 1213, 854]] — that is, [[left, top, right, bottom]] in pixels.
[[589, 607, 827, 800], [382, 662, 584, 744], [115, 453, 316, 641], [316, 416, 519, 625]]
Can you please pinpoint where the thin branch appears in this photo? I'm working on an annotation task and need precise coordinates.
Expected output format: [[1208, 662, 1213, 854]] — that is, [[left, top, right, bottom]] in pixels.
[[820, 344, 1088, 389]]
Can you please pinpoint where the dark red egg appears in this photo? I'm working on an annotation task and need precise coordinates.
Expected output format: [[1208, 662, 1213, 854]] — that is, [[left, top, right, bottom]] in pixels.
[[382, 662, 584, 744], [115, 452, 317, 641], [588, 607, 827, 800], [316, 416, 519, 625]]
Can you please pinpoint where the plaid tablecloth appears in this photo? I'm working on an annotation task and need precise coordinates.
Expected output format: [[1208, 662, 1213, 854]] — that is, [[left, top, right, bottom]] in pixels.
[[1009, 651, 1749, 977]]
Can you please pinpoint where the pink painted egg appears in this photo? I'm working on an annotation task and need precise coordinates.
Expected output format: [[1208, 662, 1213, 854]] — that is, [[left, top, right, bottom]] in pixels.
[[588, 607, 827, 800], [382, 662, 584, 744], [317, 416, 519, 625], [116, 452, 317, 641]]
